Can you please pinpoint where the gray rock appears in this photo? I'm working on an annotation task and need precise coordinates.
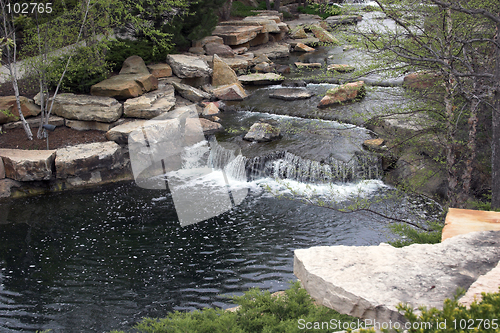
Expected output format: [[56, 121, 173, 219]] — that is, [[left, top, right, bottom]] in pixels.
[[3, 115, 64, 130], [212, 54, 240, 87], [65, 119, 125, 131], [55, 141, 127, 179], [204, 42, 235, 58], [243, 122, 281, 142], [172, 81, 212, 102], [106, 120, 147, 144], [294, 231, 500, 323], [52, 93, 123, 123], [0, 178, 21, 199], [0, 148, 56, 181], [119, 55, 150, 75], [147, 63, 173, 78], [212, 83, 248, 101], [124, 84, 176, 118], [269, 88, 315, 101], [167, 54, 212, 78], [238, 73, 285, 85], [252, 42, 291, 59]]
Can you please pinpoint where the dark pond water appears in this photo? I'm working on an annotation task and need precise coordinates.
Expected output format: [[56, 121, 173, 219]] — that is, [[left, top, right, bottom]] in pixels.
[[0, 179, 392, 333]]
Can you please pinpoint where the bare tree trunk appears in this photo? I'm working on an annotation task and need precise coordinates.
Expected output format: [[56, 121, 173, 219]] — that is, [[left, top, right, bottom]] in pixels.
[[492, 16, 500, 209], [220, 0, 233, 21], [274, 0, 280, 12], [266, 0, 271, 10], [1, 0, 33, 140]]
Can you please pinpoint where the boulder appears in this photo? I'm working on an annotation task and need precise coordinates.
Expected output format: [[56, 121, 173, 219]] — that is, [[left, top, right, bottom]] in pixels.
[[238, 73, 285, 85], [295, 62, 322, 68], [460, 260, 500, 307], [0, 148, 56, 181], [403, 71, 442, 90], [212, 54, 240, 87], [124, 84, 176, 118], [252, 42, 291, 59], [212, 83, 248, 101], [317, 81, 366, 107], [249, 32, 269, 46], [243, 122, 281, 142], [188, 47, 206, 55], [362, 138, 386, 153], [328, 64, 355, 73], [55, 141, 127, 179], [167, 54, 212, 79], [204, 42, 235, 58], [106, 120, 147, 144], [442, 208, 500, 242], [294, 42, 315, 52], [290, 26, 308, 39], [0, 96, 41, 124], [275, 65, 291, 75], [202, 103, 220, 116], [90, 74, 158, 100], [65, 119, 125, 131], [172, 81, 212, 102], [252, 62, 273, 73], [309, 25, 340, 45], [218, 56, 251, 71], [198, 36, 224, 47], [3, 115, 64, 130], [243, 16, 282, 29], [269, 88, 315, 101], [232, 46, 248, 55], [294, 230, 500, 323], [212, 25, 263, 46], [119, 55, 149, 75], [147, 64, 173, 78], [187, 117, 223, 135], [52, 93, 123, 123], [0, 179, 21, 199]]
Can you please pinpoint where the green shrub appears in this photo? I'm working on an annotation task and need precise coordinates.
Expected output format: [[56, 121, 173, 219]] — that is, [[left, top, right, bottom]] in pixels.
[[46, 45, 111, 94], [297, 3, 342, 19], [113, 281, 357, 333], [105, 38, 172, 72], [392, 289, 500, 333], [388, 220, 443, 248], [231, 1, 269, 17]]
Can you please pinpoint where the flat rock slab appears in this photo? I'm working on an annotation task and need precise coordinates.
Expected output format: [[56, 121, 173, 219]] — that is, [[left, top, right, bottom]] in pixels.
[[167, 54, 212, 79], [55, 141, 126, 179], [90, 74, 158, 100], [0, 148, 56, 181], [294, 231, 500, 323], [65, 119, 125, 132], [252, 42, 291, 59], [52, 93, 123, 123], [242, 17, 281, 33], [172, 81, 212, 102], [124, 85, 176, 119], [212, 25, 263, 45], [442, 208, 500, 241], [3, 115, 64, 130], [238, 73, 285, 85], [269, 88, 315, 101]]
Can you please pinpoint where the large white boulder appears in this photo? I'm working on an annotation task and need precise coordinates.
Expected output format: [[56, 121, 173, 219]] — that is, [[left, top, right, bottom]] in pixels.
[[294, 231, 500, 323], [167, 54, 212, 78]]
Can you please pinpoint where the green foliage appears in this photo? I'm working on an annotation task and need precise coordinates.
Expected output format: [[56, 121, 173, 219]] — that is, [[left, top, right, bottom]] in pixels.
[[297, 3, 342, 19], [395, 289, 500, 333], [388, 220, 443, 248], [105, 39, 172, 72], [45, 45, 111, 94], [231, 1, 268, 17], [115, 281, 357, 333]]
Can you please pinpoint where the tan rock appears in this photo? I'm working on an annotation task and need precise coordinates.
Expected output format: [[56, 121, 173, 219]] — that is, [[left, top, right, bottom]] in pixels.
[[317, 81, 365, 107], [0, 148, 56, 181], [186, 117, 223, 135], [309, 25, 340, 45], [106, 120, 147, 144], [90, 74, 158, 100], [290, 26, 308, 39], [202, 103, 220, 116], [124, 85, 176, 119], [65, 119, 124, 131], [212, 25, 263, 45], [212, 54, 240, 87], [167, 54, 212, 78], [147, 64, 173, 78], [442, 208, 500, 241], [55, 141, 126, 179], [0, 96, 41, 124], [238, 73, 285, 85], [52, 93, 123, 123], [295, 62, 322, 68], [328, 64, 355, 73], [249, 32, 269, 46], [460, 261, 500, 307], [188, 46, 206, 55], [243, 17, 281, 32], [213, 83, 248, 101], [204, 42, 235, 57], [119, 55, 149, 75], [294, 43, 315, 52]]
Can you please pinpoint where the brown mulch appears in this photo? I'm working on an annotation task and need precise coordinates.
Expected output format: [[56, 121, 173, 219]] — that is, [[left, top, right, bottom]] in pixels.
[[0, 126, 108, 150]]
